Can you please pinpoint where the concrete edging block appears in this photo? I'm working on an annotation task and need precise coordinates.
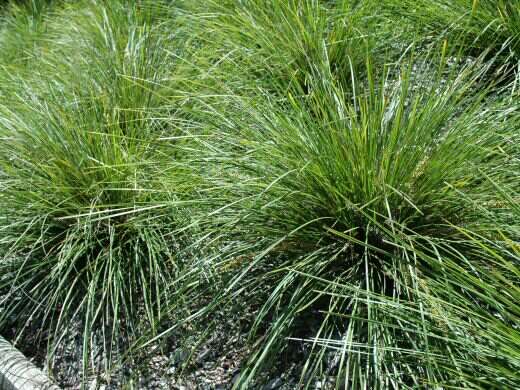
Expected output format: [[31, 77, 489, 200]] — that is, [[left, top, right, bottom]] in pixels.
[[0, 336, 60, 390]]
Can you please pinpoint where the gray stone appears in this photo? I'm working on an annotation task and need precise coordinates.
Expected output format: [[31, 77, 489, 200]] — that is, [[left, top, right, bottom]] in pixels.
[[264, 377, 283, 390]]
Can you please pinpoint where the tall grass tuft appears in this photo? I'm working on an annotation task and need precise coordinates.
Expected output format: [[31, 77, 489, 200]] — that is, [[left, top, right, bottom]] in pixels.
[[0, 0, 196, 382], [178, 53, 520, 387], [0, 0, 518, 388], [181, 0, 379, 96], [0, 0, 55, 68], [383, 0, 520, 64]]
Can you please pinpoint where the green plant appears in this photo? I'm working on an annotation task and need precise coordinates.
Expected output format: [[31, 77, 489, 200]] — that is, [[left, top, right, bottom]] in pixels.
[[175, 53, 519, 388], [0, 0, 56, 67], [383, 0, 520, 62], [0, 0, 519, 388], [311, 222, 520, 389], [0, 0, 197, 383], [181, 0, 378, 96]]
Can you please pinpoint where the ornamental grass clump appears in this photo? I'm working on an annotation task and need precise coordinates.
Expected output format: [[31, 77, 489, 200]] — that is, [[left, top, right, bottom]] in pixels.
[[385, 0, 520, 64], [0, 0, 55, 68], [183, 55, 520, 387], [184, 0, 374, 95], [0, 0, 518, 388], [0, 0, 195, 381]]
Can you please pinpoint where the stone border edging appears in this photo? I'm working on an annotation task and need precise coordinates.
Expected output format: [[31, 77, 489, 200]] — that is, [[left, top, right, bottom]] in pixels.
[[0, 336, 60, 390]]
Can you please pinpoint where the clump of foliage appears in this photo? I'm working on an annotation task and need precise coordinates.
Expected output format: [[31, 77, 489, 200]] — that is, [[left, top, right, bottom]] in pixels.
[[181, 0, 381, 95], [384, 0, 520, 62], [168, 46, 520, 387], [0, 0, 196, 380], [0, 0, 55, 67], [0, 0, 519, 389]]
